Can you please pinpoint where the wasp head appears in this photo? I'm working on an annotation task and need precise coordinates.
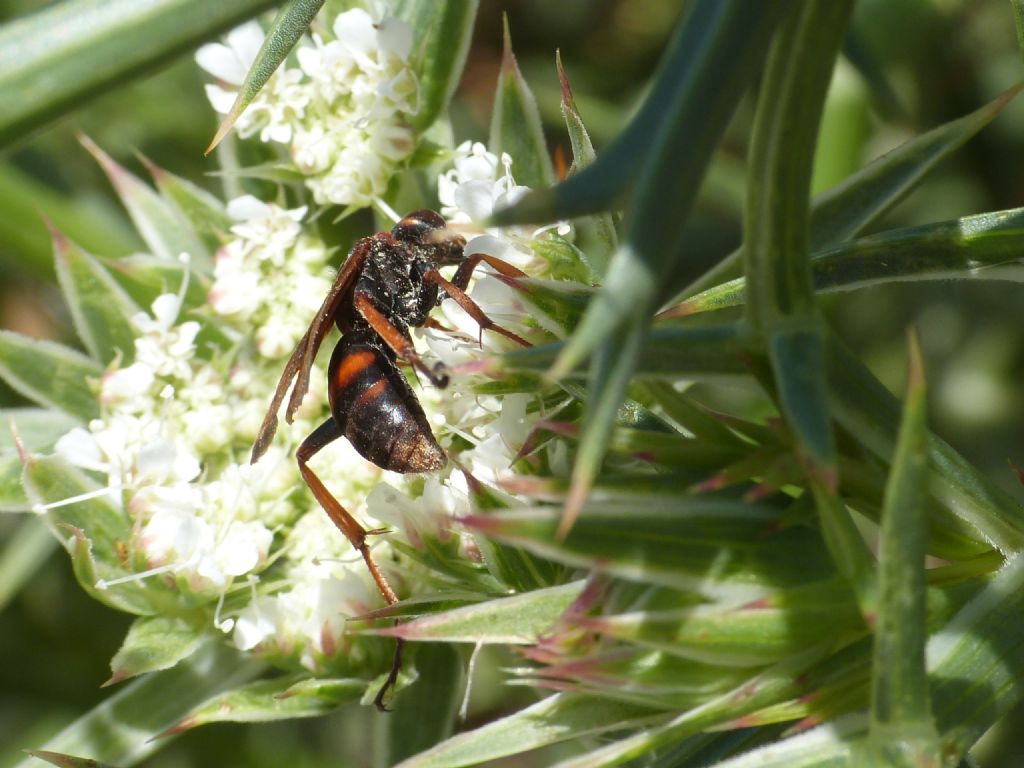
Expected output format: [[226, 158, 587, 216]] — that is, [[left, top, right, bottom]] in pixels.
[[392, 209, 465, 266]]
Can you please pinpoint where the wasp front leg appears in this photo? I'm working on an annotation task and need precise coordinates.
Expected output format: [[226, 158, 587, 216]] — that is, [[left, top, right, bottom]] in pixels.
[[423, 268, 531, 348], [352, 293, 451, 388], [450, 252, 527, 291]]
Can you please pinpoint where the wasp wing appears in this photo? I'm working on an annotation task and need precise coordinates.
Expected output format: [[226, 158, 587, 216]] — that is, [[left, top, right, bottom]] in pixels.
[[250, 236, 373, 464]]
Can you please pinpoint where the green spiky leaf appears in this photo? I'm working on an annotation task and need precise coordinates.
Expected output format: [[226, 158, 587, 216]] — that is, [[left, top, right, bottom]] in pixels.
[[396, 0, 478, 132], [52, 229, 140, 364], [205, 0, 325, 154], [0, 332, 102, 421], [106, 614, 209, 686]]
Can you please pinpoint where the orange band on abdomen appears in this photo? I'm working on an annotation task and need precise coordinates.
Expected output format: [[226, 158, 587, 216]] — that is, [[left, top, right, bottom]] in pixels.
[[331, 349, 376, 389]]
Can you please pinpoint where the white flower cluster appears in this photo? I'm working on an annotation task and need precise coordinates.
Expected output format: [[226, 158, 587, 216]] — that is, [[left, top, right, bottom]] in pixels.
[[197, 7, 419, 209], [221, 142, 567, 668], [47, 131, 568, 677], [55, 292, 280, 595], [209, 195, 334, 360]]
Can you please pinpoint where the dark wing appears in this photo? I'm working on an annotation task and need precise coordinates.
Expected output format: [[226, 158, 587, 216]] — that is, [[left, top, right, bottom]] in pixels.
[[250, 236, 374, 464]]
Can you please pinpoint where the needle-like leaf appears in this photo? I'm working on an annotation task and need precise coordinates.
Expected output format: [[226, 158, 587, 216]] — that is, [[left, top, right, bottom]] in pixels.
[[205, 0, 325, 154]]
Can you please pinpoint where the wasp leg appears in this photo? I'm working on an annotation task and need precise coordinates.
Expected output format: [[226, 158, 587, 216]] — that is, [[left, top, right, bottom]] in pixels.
[[353, 293, 450, 388], [297, 418, 399, 603], [450, 252, 527, 291], [297, 418, 404, 710], [423, 268, 531, 348], [422, 316, 455, 334]]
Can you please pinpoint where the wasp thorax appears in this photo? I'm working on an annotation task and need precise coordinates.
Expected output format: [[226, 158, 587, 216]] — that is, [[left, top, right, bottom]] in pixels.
[[392, 209, 465, 265]]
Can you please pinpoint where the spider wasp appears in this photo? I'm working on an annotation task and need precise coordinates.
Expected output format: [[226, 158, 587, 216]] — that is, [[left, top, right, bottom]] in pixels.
[[250, 209, 530, 707]]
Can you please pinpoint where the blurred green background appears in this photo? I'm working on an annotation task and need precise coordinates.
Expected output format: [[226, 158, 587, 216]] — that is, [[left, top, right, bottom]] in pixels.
[[3, 0, 1024, 765]]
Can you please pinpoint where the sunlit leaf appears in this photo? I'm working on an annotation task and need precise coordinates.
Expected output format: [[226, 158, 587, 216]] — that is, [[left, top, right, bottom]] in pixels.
[[463, 501, 836, 596], [395, 693, 667, 768], [0, 409, 80, 454], [81, 137, 208, 270], [587, 580, 862, 667], [376, 581, 585, 643], [162, 675, 358, 735], [13, 641, 263, 768], [683, 83, 1024, 299], [862, 331, 941, 765], [825, 339, 1024, 554], [0, 332, 102, 421], [396, 0, 478, 132], [106, 614, 208, 686], [24, 750, 121, 768], [545, 1, 790, 536], [551, 649, 831, 768], [142, 154, 231, 255], [0, 0, 278, 148], [741, 5, 866, 618], [665, 207, 1024, 318], [556, 51, 616, 278], [52, 228, 140, 364], [488, 17, 554, 191], [927, 551, 1024, 758]]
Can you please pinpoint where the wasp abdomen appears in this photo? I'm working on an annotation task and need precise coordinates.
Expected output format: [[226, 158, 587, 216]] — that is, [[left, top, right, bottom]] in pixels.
[[328, 340, 446, 473]]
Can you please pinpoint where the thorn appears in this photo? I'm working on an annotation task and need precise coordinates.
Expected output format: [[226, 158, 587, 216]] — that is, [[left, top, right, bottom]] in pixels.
[[557, 476, 589, 541], [500, 14, 517, 74], [510, 429, 545, 464], [150, 717, 193, 741], [655, 301, 697, 321], [497, 475, 556, 497], [1009, 458, 1024, 487], [9, 416, 30, 465], [133, 149, 166, 182], [205, 112, 236, 157], [556, 48, 574, 107], [489, 272, 529, 295], [100, 670, 126, 688], [41, 214, 68, 253], [536, 420, 579, 438]]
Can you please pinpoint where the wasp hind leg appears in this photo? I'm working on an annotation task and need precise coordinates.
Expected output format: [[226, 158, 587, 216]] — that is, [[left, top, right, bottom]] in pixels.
[[296, 418, 404, 710]]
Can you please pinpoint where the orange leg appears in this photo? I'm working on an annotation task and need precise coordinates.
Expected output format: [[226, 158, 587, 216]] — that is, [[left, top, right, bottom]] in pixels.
[[353, 293, 450, 388], [422, 316, 455, 334], [451, 252, 527, 290], [424, 268, 532, 348], [297, 418, 404, 710]]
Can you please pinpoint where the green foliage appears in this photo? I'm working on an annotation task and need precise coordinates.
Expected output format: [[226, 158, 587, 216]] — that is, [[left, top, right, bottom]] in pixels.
[[0, 0, 278, 148]]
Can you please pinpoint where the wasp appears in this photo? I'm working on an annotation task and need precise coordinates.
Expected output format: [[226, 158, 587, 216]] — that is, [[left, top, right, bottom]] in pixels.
[[250, 209, 529, 707]]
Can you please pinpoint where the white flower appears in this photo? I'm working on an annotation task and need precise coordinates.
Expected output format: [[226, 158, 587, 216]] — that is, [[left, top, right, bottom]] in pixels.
[[198, 9, 420, 209], [196, 22, 311, 143], [439, 142, 531, 227], [230, 509, 384, 669], [54, 427, 106, 473], [142, 507, 276, 593], [134, 438, 201, 485], [210, 198, 332, 359], [100, 363, 155, 407]]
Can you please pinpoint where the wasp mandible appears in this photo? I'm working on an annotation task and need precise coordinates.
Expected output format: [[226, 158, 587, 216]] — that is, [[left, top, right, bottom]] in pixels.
[[250, 209, 530, 706]]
